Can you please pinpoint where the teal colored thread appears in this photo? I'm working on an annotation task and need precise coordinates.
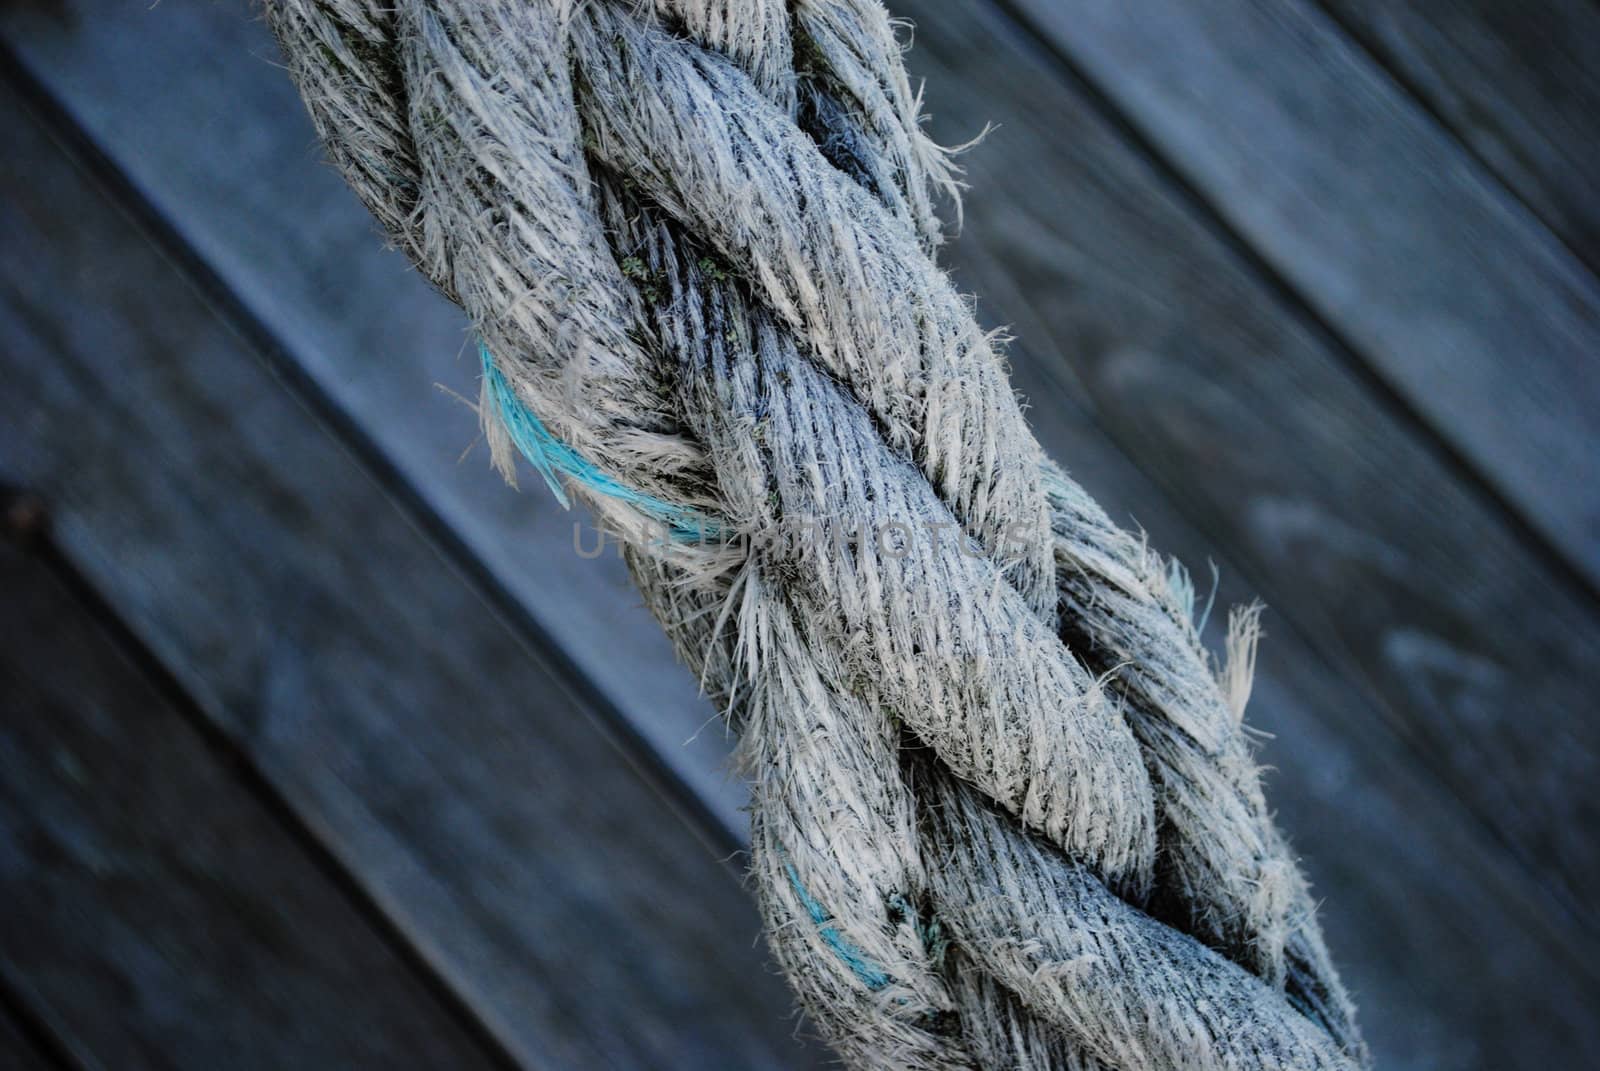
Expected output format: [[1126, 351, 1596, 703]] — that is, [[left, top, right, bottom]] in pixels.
[[479, 344, 722, 542], [784, 859, 893, 991]]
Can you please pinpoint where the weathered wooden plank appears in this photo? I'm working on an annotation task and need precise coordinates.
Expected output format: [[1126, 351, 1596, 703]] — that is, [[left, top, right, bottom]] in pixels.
[[0, 537, 508, 1071], [1003, 0, 1600, 589], [4, 3, 1598, 1066], [922, 0, 1600, 915], [1318, 0, 1600, 273], [0, 80, 814, 1071]]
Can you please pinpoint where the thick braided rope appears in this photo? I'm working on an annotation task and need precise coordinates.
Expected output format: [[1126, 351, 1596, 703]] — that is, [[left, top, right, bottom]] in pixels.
[[266, 2, 1367, 1066]]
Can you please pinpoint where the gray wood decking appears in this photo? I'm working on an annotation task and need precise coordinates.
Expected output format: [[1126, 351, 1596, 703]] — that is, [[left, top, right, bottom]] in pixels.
[[0, 1, 1595, 1067]]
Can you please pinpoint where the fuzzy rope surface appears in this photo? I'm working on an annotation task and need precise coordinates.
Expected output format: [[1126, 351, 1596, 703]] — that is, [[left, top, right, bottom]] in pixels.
[[266, 1, 1368, 1066]]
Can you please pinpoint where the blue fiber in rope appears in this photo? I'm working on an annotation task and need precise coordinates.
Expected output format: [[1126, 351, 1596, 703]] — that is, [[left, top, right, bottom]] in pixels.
[[480, 344, 722, 542], [785, 860, 893, 991]]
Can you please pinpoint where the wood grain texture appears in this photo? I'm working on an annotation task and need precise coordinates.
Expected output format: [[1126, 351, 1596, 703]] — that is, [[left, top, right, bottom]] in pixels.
[[0, 539, 506, 1071], [0, 82, 816, 1071], [2, 2, 1597, 1066], [1319, 0, 1600, 273], [1005, 0, 1600, 590], [929, 0, 1600, 917]]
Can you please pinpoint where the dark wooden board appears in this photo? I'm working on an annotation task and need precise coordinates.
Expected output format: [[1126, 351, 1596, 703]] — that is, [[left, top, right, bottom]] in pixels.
[[0, 538, 507, 1071], [1003, 0, 1600, 590], [0, 81, 815, 1071], [1319, 0, 1600, 274], [911, 0, 1600, 916], [2, 2, 1597, 1066]]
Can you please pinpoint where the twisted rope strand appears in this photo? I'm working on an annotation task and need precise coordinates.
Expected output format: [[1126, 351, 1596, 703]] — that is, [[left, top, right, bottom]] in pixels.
[[574, 3, 1058, 613]]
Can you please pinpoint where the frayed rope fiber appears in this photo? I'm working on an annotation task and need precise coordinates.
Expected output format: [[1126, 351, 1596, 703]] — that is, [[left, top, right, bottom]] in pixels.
[[267, 1, 1368, 1067]]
